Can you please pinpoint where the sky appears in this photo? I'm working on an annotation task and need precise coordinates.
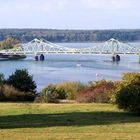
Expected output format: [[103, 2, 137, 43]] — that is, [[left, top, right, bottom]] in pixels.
[[0, 0, 139, 29]]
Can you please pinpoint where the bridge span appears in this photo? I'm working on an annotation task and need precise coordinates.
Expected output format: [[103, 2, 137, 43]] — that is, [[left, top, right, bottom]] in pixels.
[[0, 38, 140, 55]]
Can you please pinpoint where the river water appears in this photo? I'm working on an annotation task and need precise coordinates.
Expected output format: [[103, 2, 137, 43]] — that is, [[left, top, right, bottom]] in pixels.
[[0, 42, 140, 91]]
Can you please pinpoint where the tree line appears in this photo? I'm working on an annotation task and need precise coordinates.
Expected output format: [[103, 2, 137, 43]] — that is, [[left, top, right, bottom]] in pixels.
[[0, 29, 140, 43]]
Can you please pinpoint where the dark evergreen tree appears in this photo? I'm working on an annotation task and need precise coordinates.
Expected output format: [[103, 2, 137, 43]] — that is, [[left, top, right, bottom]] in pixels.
[[7, 69, 37, 93]]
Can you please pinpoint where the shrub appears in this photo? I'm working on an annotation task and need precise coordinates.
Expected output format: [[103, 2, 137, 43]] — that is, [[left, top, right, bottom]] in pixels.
[[76, 80, 115, 103], [6, 69, 37, 93], [41, 82, 86, 100], [35, 84, 59, 103], [115, 73, 140, 114], [0, 73, 4, 85], [0, 84, 35, 101], [0, 86, 5, 101], [55, 81, 86, 100]]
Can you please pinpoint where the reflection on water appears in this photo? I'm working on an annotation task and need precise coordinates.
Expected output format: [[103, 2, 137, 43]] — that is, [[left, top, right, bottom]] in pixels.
[[0, 42, 140, 91]]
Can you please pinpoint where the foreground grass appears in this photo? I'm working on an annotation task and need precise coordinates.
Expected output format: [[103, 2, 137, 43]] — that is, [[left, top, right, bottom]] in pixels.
[[0, 103, 140, 140]]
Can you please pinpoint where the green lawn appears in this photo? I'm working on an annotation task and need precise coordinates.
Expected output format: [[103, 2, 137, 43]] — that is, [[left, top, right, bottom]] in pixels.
[[0, 103, 140, 140]]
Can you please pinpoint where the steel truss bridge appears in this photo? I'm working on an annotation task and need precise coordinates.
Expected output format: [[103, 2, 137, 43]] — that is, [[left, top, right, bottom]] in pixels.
[[0, 38, 140, 55]]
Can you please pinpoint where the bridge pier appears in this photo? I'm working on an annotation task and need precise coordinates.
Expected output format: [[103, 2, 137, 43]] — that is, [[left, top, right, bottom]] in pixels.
[[112, 55, 116, 62], [35, 55, 39, 61], [112, 54, 121, 62], [40, 54, 45, 61], [34, 54, 45, 61], [116, 54, 121, 61]]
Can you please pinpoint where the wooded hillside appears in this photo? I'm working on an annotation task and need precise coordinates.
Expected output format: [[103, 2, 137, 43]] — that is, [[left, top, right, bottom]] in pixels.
[[0, 29, 140, 43]]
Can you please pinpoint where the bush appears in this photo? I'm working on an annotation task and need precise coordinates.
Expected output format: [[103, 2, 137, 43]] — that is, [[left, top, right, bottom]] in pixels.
[[115, 73, 140, 114], [35, 93, 59, 103], [6, 69, 37, 93], [0, 73, 4, 85], [41, 82, 86, 100], [0, 84, 35, 101], [76, 80, 115, 103], [35, 84, 59, 103], [55, 82, 86, 100]]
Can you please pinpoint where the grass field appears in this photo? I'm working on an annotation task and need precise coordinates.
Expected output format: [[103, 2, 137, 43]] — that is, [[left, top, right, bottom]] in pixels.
[[0, 103, 140, 140]]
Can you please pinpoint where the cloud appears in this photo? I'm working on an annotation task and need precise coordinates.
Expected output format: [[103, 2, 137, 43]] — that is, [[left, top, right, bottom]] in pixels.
[[0, 0, 138, 14], [0, 0, 139, 29], [81, 0, 136, 10]]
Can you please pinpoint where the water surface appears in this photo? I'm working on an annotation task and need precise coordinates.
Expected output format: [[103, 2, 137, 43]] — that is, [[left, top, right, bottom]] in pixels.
[[0, 43, 140, 91]]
